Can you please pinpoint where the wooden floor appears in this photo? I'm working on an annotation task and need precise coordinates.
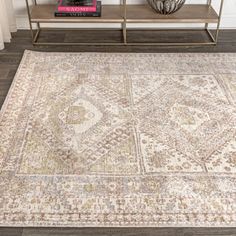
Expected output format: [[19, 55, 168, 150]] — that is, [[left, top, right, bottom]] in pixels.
[[0, 30, 236, 236], [1, 227, 236, 236]]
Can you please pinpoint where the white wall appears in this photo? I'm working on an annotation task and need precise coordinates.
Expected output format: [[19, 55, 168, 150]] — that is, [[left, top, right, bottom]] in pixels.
[[13, 0, 236, 29]]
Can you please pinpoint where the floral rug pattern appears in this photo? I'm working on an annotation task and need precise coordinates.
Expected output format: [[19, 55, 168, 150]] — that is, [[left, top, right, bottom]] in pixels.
[[0, 51, 236, 226]]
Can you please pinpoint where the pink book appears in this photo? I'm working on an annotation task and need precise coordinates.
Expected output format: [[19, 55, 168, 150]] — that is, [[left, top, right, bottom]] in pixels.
[[57, 0, 97, 12]]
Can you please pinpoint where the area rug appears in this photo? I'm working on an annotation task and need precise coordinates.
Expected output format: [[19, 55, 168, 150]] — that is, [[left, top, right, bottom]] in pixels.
[[0, 51, 236, 227]]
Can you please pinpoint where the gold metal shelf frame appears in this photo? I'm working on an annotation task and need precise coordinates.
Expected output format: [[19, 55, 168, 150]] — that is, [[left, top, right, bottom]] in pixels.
[[25, 0, 224, 46]]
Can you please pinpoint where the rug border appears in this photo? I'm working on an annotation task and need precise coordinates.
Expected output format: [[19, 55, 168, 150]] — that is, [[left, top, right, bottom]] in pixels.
[[0, 50, 32, 119]]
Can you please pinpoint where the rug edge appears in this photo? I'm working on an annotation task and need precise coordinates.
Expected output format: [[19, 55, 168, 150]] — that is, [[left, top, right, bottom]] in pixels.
[[0, 50, 32, 119]]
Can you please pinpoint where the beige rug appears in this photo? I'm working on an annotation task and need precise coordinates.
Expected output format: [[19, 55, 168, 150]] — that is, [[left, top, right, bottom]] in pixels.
[[0, 51, 236, 227]]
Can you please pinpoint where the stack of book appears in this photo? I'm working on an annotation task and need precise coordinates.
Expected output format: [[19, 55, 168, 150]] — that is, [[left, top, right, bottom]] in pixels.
[[55, 0, 101, 17]]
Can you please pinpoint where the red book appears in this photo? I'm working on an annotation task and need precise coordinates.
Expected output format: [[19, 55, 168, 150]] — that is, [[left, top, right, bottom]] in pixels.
[[57, 0, 97, 12]]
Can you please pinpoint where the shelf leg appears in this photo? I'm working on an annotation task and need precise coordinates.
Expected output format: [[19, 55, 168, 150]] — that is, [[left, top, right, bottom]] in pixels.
[[33, 28, 41, 45], [215, 0, 224, 43], [122, 23, 127, 45], [206, 29, 216, 44], [25, 0, 41, 45], [204, 0, 212, 30], [205, 0, 224, 45], [33, 0, 41, 43], [25, 0, 34, 43], [122, 0, 127, 45]]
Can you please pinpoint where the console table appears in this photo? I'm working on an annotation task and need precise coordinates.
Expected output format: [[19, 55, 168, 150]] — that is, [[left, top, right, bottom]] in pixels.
[[25, 0, 224, 46]]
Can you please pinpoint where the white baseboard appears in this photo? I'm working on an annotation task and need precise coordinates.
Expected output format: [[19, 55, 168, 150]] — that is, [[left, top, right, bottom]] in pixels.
[[16, 15, 29, 30], [10, 23, 17, 32], [220, 15, 236, 29], [16, 14, 236, 30]]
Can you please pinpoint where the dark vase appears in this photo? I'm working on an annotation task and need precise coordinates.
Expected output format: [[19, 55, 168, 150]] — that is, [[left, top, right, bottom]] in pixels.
[[147, 0, 186, 14]]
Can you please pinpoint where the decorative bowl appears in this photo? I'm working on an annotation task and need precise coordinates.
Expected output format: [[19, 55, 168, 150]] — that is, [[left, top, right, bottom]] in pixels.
[[147, 0, 186, 15]]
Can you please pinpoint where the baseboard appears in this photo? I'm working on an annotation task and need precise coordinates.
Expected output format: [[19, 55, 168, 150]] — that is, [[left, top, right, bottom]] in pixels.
[[16, 15, 29, 30], [10, 23, 17, 33], [221, 14, 236, 29]]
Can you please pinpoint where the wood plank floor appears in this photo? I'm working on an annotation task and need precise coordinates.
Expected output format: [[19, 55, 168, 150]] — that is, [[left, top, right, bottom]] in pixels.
[[0, 29, 236, 236], [1, 227, 236, 236]]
